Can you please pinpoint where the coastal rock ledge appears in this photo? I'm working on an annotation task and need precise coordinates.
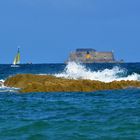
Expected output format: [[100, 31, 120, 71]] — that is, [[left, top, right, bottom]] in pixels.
[[4, 74, 140, 93]]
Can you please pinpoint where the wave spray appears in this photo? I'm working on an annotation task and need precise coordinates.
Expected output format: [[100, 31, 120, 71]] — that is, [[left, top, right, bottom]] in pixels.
[[55, 62, 140, 82]]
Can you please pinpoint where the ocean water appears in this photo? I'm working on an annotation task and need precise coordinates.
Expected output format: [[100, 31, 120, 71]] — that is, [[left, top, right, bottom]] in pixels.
[[0, 63, 140, 139]]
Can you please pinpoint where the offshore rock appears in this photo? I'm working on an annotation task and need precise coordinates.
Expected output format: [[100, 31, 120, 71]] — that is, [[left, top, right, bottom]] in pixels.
[[4, 74, 140, 93]]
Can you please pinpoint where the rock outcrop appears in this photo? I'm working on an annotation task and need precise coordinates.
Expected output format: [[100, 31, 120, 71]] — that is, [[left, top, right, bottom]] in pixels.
[[4, 74, 140, 93]]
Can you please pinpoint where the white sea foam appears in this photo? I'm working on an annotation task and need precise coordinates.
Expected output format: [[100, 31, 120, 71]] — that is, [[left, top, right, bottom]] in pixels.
[[55, 62, 140, 83], [0, 79, 19, 92], [0, 79, 5, 88]]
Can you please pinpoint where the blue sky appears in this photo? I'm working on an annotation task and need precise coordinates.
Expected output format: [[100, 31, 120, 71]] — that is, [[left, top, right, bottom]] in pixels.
[[0, 0, 140, 63]]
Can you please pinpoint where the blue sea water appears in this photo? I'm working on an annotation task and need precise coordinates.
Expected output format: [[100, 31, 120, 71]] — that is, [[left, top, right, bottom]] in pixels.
[[0, 63, 140, 140]]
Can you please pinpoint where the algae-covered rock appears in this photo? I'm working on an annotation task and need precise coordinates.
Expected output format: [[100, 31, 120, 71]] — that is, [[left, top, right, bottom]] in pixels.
[[4, 74, 140, 93]]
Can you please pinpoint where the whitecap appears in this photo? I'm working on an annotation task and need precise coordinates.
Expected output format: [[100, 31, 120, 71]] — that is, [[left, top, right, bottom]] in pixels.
[[54, 62, 140, 83]]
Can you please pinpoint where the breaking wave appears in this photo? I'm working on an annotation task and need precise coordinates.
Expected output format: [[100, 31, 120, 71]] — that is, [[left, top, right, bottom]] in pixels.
[[55, 62, 140, 83], [0, 79, 19, 93]]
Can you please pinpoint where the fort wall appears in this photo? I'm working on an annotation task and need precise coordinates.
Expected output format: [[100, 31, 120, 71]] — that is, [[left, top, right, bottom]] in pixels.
[[67, 48, 118, 63]]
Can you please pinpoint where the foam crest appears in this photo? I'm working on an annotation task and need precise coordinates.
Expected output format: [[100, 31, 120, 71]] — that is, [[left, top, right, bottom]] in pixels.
[[0, 79, 5, 88], [55, 62, 140, 82], [0, 79, 19, 92]]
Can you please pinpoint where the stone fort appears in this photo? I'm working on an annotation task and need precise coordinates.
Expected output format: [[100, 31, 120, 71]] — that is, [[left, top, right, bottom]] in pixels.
[[67, 48, 120, 63]]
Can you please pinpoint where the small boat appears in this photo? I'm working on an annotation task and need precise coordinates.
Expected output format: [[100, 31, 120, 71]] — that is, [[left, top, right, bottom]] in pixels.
[[11, 48, 20, 67]]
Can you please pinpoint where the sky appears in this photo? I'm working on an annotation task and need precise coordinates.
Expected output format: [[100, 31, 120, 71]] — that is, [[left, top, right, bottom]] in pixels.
[[0, 0, 140, 63]]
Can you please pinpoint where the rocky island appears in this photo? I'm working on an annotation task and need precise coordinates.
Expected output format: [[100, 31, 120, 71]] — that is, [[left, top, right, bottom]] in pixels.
[[4, 74, 140, 93], [66, 48, 123, 63]]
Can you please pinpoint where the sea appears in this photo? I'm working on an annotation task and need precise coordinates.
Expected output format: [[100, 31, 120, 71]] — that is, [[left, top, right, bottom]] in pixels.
[[0, 62, 140, 140]]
